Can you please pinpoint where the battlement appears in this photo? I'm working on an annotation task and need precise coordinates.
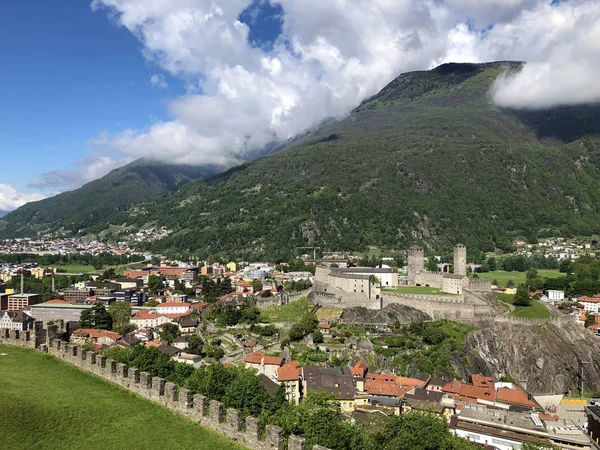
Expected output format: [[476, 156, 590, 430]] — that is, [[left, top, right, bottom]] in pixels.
[[0, 327, 329, 450]]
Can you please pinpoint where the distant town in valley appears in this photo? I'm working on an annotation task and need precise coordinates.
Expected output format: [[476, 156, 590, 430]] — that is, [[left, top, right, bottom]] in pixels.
[[2, 233, 600, 450]]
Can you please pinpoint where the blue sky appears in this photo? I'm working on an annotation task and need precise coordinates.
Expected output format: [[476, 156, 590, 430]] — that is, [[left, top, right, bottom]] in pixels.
[[0, 1, 183, 191]]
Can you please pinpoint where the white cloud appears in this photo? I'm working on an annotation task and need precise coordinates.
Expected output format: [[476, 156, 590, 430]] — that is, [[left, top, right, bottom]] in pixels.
[[0, 184, 46, 211], [81, 0, 600, 169], [29, 153, 130, 193], [490, 1, 600, 109], [150, 74, 168, 88]]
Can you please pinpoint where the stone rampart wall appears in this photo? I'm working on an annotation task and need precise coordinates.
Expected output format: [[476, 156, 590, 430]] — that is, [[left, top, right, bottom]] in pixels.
[[467, 279, 492, 292], [0, 328, 329, 450], [381, 293, 474, 320], [313, 291, 381, 310]]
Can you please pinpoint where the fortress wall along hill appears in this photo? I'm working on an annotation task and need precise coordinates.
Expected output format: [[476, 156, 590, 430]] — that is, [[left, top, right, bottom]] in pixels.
[[0, 327, 330, 450]]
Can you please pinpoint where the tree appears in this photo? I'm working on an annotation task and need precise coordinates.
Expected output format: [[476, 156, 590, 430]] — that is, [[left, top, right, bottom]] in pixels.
[[252, 279, 263, 292], [222, 366, 275, 417], [147, 274, 164, 294], [487, 257, 497, 272], [145, 299, 159, 307], [79, 302, 112, 330], [559, 259, 573, 274], [514, 284, 532, 307], [108, 301, 132, 332], [312, 330, 324, 344], [185, 335, 204, 355], [506, 279, 515, 288], [585, 314, 596, 328], [426, 257, 439, 272], [160, 323, 181, 343]]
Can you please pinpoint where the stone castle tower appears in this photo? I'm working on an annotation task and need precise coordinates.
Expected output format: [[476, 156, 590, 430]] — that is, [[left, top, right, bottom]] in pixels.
[[453, 244, 467, 276], [407, 246, 424, 283]]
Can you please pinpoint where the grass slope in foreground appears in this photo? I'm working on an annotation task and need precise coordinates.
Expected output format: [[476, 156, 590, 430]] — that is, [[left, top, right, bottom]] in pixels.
[[0, 345, 245, 450]]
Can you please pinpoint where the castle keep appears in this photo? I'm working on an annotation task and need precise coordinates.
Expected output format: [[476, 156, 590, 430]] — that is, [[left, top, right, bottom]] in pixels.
[[313, 245, 493, 320]]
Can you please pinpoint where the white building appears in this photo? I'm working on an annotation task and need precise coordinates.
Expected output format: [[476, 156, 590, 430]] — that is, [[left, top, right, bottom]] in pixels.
[[546, 290, 565, 302], [581, 297, 600, 314], [156, 302, 190, 315]]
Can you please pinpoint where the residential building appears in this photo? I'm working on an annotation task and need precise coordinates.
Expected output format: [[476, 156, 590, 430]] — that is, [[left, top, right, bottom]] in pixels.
[[1, 293, 42, 311], [71, 329, 121, 346], [156, 302, 190, 315], [244, 351, 284, 381], [547, 290, 565, 302], [278, 360, 302, 404], [581, 297, 600, 314], [130, 310, 185, 329], [177, 318, 197, 334], [63, 288, 93, 302], [0, 310, 34, 331], [302, 366, 356, 413], [451, 407, 593, 450]]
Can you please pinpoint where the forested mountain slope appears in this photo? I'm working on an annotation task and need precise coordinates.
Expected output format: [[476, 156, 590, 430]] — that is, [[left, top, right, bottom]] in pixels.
[[0, 159, 219, 237], [6, 62, 600, 260]]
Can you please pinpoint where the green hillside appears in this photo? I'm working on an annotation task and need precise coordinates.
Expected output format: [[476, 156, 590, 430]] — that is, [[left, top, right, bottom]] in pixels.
[[97, 62, 600, 259], [0, 159, 219, 238], [0, 345, 242, 450], [6, 62, 600, 259]]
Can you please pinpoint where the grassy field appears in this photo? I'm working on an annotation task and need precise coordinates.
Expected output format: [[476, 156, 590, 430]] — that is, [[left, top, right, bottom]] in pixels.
[[476, 270, 564, 287], [0, 345, 244, 450], [316, 307, 343, 321], [494, 293, 552, 319], [260, 297, 314, 322], [56, 264, 97, 273], [383, 286, 455, 295]]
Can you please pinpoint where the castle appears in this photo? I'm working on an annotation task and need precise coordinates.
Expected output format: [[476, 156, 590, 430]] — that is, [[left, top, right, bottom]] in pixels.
[[313, 245, 493, 320]]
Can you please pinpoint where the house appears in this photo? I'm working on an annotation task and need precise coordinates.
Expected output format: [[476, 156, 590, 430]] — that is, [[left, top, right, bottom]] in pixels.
[[302, 366, 356, 413], [177, 318, 197, 334], [442, 374, 538, 409], [172, 336, 188, 350], [71, 328, 121, 346], [236, 279, 254, 294], [278, 360, 302, 404], [131, 310, 176, 329], [402, 388, 456, 422], [319, 323, 332, 334], [0, 310, 34, 331], [350, 360, 369, 391], [156, 302, 191, 315], [117, 334, 142, 348], [426, 377, 446, 392], [157, 344, 182, 358], [546, 290, 565, 302], [173, 352, 202, 367], [580, 296, 600, 314], [244, 351, 284, 380]]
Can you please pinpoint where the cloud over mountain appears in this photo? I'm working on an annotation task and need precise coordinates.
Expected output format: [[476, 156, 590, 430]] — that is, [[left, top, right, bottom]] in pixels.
[[0, 184, 45, 211]]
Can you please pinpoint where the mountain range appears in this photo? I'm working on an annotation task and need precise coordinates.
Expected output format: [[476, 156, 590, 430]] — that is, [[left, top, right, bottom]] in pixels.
[[2, 61, 600, 259]]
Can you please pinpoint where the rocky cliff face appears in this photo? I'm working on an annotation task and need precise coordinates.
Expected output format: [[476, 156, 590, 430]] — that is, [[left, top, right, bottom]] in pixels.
[[462, 319, 600, 394]]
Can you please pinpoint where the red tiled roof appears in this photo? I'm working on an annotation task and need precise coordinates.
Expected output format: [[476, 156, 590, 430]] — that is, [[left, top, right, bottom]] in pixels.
[[350, 360, 368, 378], [471, 374, 494, 388], [319, 323, 332, 329], [73, 328, 120, 341], [278, 360, 302, 381], [244, 351, 284, 366], [156, 302, 191, 308], [365, 373, 424, 398], [45, 299, 76, 304]]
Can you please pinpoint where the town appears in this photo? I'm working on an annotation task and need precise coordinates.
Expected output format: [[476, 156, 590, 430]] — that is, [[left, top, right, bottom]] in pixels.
[[2, 239, 600, 450]]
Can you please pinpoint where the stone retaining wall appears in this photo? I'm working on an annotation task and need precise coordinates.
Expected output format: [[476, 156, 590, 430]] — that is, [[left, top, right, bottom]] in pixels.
[[0, 328, 329, 450]]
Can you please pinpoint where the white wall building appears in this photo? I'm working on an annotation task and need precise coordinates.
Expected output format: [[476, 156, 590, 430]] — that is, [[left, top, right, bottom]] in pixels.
[[546, 290, 565, 302], [581, 298, 600, 314], [156, 302, 190, 315]]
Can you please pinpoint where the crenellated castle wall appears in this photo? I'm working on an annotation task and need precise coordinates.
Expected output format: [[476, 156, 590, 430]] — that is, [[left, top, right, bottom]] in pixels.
[[0, 328, 329, 450]]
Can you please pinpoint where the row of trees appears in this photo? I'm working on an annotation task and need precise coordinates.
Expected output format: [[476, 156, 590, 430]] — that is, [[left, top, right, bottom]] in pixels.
[[0, 252, 145, 269]]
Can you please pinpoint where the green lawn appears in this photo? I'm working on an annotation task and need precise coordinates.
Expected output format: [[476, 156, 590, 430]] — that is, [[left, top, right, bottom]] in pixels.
[[0, 345, 244, 450], [494, 293, 552, 319], [260, 297, 313, 322], [383, 286, 455, 295], [476, 270, 564, 287], [56, 263, 97, 273]]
